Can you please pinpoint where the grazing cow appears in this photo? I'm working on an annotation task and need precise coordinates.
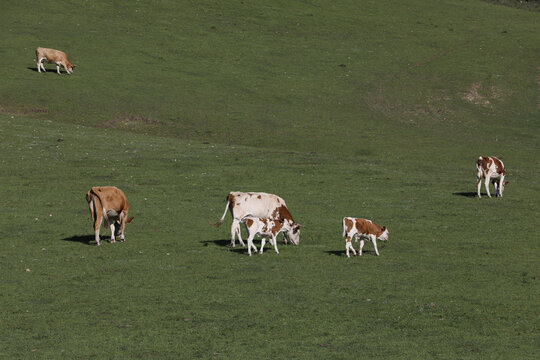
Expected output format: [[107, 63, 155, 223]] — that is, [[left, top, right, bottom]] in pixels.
[[242, 217, 294, 256], [213, 192, 301, 247], [36, 47, 75, 75], [342, 217, 389, 258], [86, 186, 133, 245], [476, 156, 508, 198]]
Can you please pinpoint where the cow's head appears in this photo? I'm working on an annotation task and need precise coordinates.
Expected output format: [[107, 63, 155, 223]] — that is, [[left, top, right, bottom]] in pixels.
[[285, 222, 301, 245], [378, 226, 389, 241]]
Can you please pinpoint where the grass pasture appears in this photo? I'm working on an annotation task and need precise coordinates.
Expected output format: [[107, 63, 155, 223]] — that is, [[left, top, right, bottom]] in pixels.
[[1, 0, 539, 359]]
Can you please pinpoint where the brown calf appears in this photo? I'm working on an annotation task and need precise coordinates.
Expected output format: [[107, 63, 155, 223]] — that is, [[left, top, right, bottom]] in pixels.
[[342, 217, 389, 258]]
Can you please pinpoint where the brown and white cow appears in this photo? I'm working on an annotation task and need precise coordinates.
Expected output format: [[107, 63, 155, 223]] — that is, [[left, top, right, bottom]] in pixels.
[[86, 186, 133, 245], [242, 217, 294, 256], [476, 156, 508, 198], [213, 192, 301, 247], [36, 47, 75, 75], [342, 217, 389, 258]]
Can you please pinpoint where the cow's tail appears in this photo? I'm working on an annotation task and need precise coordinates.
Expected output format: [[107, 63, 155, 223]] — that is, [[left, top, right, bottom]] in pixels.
[[211, 194, 231, 227]]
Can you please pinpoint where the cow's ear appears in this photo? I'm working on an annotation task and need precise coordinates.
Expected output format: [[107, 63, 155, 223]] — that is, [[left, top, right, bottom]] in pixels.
[[504, 181, 509, 185], [126, 217, 134, 223], [382, 226, 386, 231]]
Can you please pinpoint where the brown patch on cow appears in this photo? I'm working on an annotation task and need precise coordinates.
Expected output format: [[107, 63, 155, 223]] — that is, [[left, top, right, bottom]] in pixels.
[[245, 218, 254, 228], [271, 205, 294, 223], [354, 219, 385, 237], [261, 219, 269, 233], [492, 157, 506, 175], [228, 193, 236, 209], [344, 218, 354, 234], [257, 195, 262, 199], [476, 156, 492, 172], [271, 220, 285, 235]]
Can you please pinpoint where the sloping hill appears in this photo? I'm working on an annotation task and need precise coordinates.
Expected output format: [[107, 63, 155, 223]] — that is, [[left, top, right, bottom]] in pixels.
[[1, 0, 539, 155], [0, 1, 539, 358]]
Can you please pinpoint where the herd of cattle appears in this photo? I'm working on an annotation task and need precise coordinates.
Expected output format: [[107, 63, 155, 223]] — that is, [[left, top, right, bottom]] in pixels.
[[35, 49, 510, 255], [84, 156, 508, 257]]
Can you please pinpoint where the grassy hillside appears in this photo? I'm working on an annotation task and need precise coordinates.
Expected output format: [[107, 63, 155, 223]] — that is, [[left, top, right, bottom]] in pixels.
[[0, 0, 539, 359], [1, 0, 539, 155]]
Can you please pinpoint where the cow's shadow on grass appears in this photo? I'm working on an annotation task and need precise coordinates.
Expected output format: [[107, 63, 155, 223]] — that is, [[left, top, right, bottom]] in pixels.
[[325, 248, 376, 257], [62, 234, 96, 245], [453, 192, 478, 198], [201, 239, 247, 254]]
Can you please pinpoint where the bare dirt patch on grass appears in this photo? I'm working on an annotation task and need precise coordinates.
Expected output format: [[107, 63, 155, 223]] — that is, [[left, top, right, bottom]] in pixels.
[[97, 114, 172, 129]]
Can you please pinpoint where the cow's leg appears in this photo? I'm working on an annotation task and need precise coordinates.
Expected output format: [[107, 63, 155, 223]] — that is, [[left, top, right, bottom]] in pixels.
[[345, 236, 356, 258], [497, 175, 505, 197], [94, 217, 103, 246], [272, 235, 279, 254], [236, 224, 245, 247], [230, 220, 238, 247], [358, 239, 365, 256], [246, 234, 257, 256], [37, 59, 42, 73], [372, 236, 380, 256], [260, 237, 266, 254], [484, 176, 492, 198], [56, 63, 61, 74], [109, 222, 116, 243], [38, 59, 45, 73], [476, 177, 483, 198], [118, 213, 126, 242]]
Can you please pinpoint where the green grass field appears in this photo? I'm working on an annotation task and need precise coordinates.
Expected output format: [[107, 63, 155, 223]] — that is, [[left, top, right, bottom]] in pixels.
[[1, 1, 539, 358]]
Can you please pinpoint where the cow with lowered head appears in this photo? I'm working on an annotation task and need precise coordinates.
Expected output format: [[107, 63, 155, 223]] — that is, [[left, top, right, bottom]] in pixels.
[[86, 186, 133, 245]]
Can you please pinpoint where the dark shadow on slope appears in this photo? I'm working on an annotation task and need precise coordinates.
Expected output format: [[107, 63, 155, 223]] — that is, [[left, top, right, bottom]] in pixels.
[[201, 239, 260, 255], [453, 192, 478, 198], [200, 239, 231, 247], [324, 250, 345, 257], [62, 234, 96, 245], [325, 248, 380, 257]]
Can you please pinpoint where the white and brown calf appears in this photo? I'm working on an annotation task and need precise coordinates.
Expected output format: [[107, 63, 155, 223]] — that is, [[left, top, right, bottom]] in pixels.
[[241, 217, 294, 256], [213, 191, 301, 247], [86, 186, 133, 245], [342, 217, 389, 258], [476, 156, 508, 198], [36, 47, 75, 74]]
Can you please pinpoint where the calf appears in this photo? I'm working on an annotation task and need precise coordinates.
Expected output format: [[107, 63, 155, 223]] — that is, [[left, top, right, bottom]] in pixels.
[[86, 186, 133, 245], [36, 47, 75, 74], [476, 156, 508, 198], [342, 217, 389, 258], [241, 217, 294, 256]]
